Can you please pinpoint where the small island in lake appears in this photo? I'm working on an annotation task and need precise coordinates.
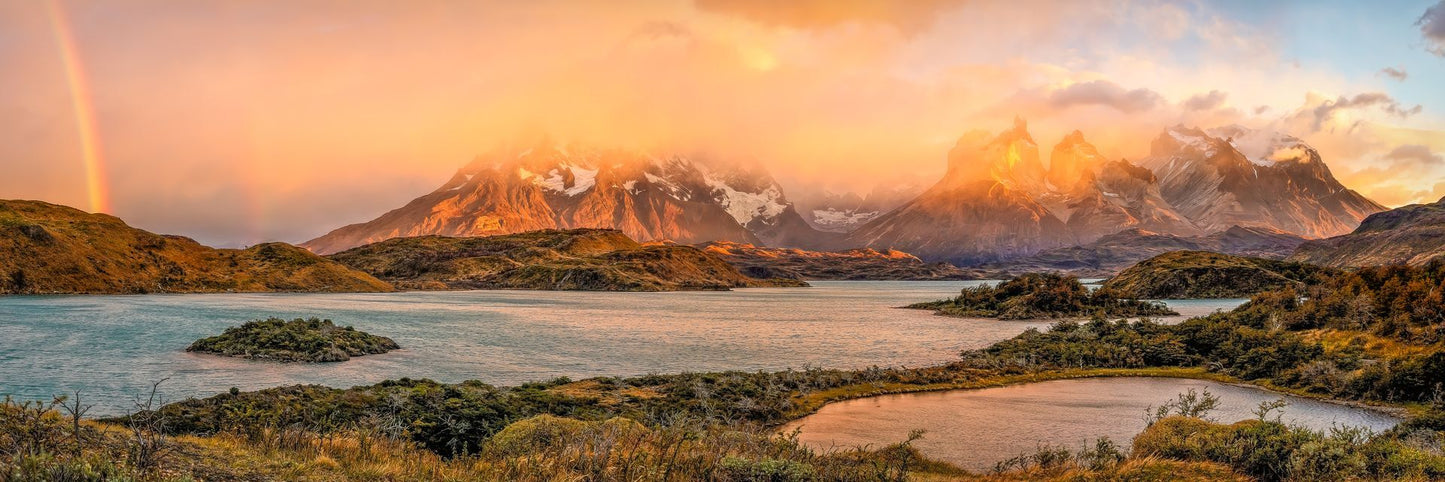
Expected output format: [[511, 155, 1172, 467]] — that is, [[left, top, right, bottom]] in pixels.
[[906, 273, 1177, 320], [187, 317, 399, 362]]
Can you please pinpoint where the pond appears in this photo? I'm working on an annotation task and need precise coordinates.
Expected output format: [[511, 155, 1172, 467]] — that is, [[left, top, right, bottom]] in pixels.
[[781, 377, 1401, 472]]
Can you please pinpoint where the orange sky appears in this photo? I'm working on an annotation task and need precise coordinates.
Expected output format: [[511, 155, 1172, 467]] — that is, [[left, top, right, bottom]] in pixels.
[[1, 0, 1443, 246]]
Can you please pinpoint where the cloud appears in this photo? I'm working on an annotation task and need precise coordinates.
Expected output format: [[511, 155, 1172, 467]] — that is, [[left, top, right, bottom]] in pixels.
[[1420, 0, 1445, 56], [693, 0, 964, 33], [1385, 144, 1444, 165], [1299, 92, 1423, 132], [1183, 90, 1228, 111], [1047, 80, 1164, 113], [1378, 66, 1409, 81]]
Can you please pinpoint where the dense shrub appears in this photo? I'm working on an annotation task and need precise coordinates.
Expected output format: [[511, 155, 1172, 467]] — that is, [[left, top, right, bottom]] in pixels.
[[186, 317, 399, 362]]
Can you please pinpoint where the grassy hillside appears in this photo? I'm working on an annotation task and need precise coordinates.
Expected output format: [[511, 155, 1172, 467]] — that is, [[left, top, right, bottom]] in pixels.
[[1290, 196, 1445, 268], [0, 200, 391, 294], [329, 229, 806, 291], [1102, 250, 1332, 299]]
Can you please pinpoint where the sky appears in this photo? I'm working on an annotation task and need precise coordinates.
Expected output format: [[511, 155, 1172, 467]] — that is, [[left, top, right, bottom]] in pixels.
[[2, 0, 1444, 247]]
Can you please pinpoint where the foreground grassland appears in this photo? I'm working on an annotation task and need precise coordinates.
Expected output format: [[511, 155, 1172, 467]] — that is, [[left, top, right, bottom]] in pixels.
[[7, 263, 1445, 480]]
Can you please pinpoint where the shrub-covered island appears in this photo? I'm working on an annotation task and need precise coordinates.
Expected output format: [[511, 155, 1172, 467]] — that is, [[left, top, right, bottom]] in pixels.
[[907, 273, 1177, 319], [186, 317, 399, 362]]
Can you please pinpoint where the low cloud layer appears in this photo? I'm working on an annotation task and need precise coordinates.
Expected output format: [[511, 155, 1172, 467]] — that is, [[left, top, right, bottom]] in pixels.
[[1299, 93, 1423, 132], [1386, 144, 1444, 166], [1048, 81, 1164, 113], [1183, 90, 1229, 111]]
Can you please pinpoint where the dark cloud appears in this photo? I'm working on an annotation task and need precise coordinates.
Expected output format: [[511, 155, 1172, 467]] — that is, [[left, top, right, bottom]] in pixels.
[[1420, 0, 1445, 56], [1379, 66, 1409, 81], [693, 0, 965, 33], [1182, 90, 1228, 111], [1302, 92, 1422, 132], [1047, 80, 1164, 113], [1385, 144, 1444, 165], [1253, 105, 1271, 115]]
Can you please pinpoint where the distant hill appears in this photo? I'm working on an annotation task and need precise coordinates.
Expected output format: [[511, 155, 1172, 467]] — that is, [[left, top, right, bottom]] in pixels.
[[328, 229, 806, 291], [696, 241, 990, 280], [1102, 250, 1331, 299], [989, 226, 1307, 277], [1289, 197, 1445, 268], [0, 200, 391, 294]]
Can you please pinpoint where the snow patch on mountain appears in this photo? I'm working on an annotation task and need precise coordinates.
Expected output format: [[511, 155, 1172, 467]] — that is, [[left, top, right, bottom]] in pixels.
[[811, 208, 880, 230], [706, 176, 787, 225]]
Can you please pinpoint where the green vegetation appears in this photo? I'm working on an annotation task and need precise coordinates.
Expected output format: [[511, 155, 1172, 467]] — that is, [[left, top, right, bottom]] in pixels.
[[1102, 250, 1332, 299], [187, 318, 399, 362], [907, 273, 1176, 319], [967, 262, 1445, 404], [328, 229, 807, 291]]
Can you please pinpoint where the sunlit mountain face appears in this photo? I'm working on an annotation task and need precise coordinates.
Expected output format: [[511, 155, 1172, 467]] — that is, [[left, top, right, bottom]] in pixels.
[[0, 1, 1441, 249]]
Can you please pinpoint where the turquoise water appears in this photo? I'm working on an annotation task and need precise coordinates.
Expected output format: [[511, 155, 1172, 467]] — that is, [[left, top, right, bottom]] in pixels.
[[784, 377, 1402, 471], [0, 281, 1243, 414]]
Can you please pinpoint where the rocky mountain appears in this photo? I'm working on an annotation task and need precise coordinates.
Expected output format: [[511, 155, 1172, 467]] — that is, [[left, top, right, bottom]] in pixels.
[[1102, 250, 1332, 299], [1140, 125, 1385, 238], [849, 119, 1195, 265], [1037, 130, 1201, 243], [0, 200, 391, 294], [1289, 196, 1445, 267], [327, 229, 804, 291], [849, 120, 1382, 266], [696, 240, 990, 280], [303, 142, 830, 255], [988, 225, 1308, 277]]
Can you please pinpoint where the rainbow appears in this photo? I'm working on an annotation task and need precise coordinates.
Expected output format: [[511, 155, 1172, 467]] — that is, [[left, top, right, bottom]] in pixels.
[[45, 0, 109, 214]]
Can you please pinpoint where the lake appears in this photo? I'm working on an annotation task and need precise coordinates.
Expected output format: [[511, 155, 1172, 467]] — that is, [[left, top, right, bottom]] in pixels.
[[782, 377, 1402, 472], [0, 281, 1244, 414]]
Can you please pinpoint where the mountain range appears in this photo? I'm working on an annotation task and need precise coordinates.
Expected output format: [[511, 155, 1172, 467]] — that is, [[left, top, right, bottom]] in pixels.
[[304, 121, 1386, 266]]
